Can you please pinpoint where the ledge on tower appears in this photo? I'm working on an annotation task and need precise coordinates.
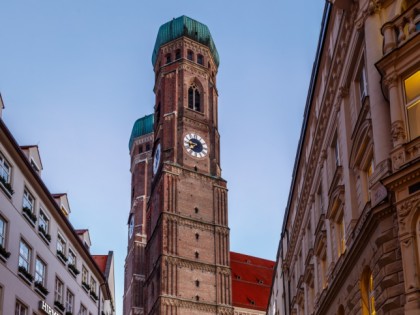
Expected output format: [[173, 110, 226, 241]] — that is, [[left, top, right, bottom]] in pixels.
[[129, 114, 154, 151], [152, 15, 219, 67]]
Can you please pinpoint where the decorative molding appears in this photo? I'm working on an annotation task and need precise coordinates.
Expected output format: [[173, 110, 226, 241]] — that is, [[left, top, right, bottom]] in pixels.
[[397, 194, 420, 232], [383, 73, 398, 89], [391, 120, 406, 144]]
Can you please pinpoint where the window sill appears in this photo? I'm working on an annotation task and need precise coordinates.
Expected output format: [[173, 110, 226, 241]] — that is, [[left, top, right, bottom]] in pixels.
[[34, 286, 48, 298], [54, 305, 65, 314], [0, 181, 13, 198], [68, 267, 79, 278], [57, 253, 68, 266], [82, 284, 90, 293], [38, 231, 51, 245], [0, 252, 9, 263], [22, 212, 36, 227], [90, 293, 98, 303], [18, 271, 33, 285]]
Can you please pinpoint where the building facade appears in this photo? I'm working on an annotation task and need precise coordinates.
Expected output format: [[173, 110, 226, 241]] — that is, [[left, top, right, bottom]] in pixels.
[[267, 0, 420, 315], [0, 99, 114, 315], [124, 16, 233, 315]]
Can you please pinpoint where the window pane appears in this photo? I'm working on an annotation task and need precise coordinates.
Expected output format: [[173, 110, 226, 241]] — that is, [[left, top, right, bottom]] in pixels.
[[404, 70, 420, 103], [0, 217, 5, 247], [188, 88, 194, 109], [408, 100, 420, 139]]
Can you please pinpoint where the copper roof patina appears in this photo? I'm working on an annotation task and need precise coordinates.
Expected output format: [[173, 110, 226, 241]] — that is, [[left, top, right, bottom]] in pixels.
[[152, 15, 219, 67], [129, 114, 154, 150]]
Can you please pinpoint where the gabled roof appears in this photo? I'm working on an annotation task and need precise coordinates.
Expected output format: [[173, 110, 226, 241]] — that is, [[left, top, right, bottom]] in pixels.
[[230, 251, 275, 311], [92, 255, 108, 274]]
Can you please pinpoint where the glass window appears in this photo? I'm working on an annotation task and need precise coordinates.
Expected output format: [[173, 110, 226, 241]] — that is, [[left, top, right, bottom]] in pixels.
[[90, 277, 97, 294], [0, 216, 6, 248], [0, 153, 11, 183], [15, 300, 28, 315], [18, 240, 31, 271], [197, 54, 203, 65], [82, 266, 89, 284], [188, 84, 201, 112], [404, 70, 420, 139], [361, 268, 376, 315], [66, 289, 74, 313], [68, 249, 76, 266], [165, 53, 171, 64], [359, 66, 368, 100], [55, 277, 64, 304], [80, 304, 87, 315], [187, 50, 194, 61], [35, 257, 46, 285], [38, 210, 49, 234], [23, 189, 34, 212], [57, 234, 66, 255]]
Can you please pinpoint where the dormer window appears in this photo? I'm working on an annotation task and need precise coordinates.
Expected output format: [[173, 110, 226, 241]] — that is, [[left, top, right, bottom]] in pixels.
[[188, 84, 201, 112], [197, 54, 203, 65], [187, 50, 194, 61]]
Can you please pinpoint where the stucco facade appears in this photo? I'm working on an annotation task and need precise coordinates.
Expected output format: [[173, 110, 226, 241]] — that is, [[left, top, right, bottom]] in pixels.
[[268, 1, 420, 315], [0, 104, 114, 315]]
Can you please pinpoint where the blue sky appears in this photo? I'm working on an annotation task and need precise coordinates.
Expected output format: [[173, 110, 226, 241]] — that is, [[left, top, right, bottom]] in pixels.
[[0, 1, 325, 313]]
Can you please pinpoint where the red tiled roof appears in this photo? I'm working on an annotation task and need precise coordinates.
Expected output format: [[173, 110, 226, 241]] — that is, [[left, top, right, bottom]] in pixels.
[[92, 255, 108, 274], [75, 229, 88, 234], [230, 251, 275, 311]]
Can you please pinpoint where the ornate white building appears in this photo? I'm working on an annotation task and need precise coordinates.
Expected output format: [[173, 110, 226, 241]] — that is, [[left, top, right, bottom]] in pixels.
[[268, 0, 420, 314]]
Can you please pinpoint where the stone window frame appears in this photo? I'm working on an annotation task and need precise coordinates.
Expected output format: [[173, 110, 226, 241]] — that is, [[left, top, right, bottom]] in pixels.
[[0, 151, 11, 184], [360, 267, 376, 315], [0, 214, 8, 250], [66, 288, 74, 313], [23, 187, 35, 214], [35, 256, 47, 286], [402, 69, 420, 140], [18, 239, 32, 273], [55, 276, 64, 305], [15, 299, 28, 315]]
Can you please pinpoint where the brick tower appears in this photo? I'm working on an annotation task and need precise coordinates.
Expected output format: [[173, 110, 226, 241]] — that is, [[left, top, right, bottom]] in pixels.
[[124, 16, 233, 315], [124, 114, 154, 315]]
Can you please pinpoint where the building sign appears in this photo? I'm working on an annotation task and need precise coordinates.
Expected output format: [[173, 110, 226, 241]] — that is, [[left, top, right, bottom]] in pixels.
[[39, 300, 60, 315]]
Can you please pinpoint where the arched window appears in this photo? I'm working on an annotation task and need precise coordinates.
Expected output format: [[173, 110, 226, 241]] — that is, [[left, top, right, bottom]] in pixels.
[[188, 84, 201, 112], [197, 54, 204, 65], [361, 268, 376, 315], [187, 50, 194, 61]]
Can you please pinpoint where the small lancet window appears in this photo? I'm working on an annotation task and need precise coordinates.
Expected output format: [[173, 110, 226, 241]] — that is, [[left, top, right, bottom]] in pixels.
[[188, 83, 201, 112], [165, 53, 171, 64], [175, 49, 181, 60], [187, 50, 194, 61], [197, 54, 203, 65]]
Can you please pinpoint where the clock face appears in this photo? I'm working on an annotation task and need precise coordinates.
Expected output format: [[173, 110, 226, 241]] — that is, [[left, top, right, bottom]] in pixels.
[[128, 216, 134, 238], [183, 133, 208, 158], [153, 143, 161, 174]]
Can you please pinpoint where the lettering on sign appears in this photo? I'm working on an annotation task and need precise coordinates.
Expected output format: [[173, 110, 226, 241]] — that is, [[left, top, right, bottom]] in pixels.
[[39, 300, 60, 315]]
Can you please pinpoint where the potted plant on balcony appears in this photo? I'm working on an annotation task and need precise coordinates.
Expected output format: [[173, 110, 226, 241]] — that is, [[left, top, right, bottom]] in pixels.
[[90, 290, 98, 301], [18, 266, 34, 283], [22, 207, 37, 225], [54, 300, 65, 312], [0, 176, 14, 196], [34, 281, 49, 296], [0, 244, 11, 261], [68, 263, 80, 276], [81, 281, 90, 292], [38, 226, 51, 242], [56, 250, 68, 264]]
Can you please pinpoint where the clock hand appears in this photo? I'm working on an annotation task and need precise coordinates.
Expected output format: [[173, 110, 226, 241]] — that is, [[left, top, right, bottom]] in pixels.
[[188, 140, 197, 148]]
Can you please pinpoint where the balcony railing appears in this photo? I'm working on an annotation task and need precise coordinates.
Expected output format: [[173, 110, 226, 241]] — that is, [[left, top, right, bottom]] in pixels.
[[382, 2, 420, 54]]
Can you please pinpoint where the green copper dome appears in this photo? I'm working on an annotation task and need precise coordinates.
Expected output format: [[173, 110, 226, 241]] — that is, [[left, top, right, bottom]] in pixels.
[[152, 15, 219, 67], [129, 114, 154, 150]]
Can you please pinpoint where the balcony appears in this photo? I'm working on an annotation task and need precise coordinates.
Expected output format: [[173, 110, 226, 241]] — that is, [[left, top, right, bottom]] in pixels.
[[382, 2, 420, 54]]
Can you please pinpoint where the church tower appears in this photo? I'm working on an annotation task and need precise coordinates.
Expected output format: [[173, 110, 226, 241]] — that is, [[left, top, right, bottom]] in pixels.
[[124, 16, 232, 315]]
